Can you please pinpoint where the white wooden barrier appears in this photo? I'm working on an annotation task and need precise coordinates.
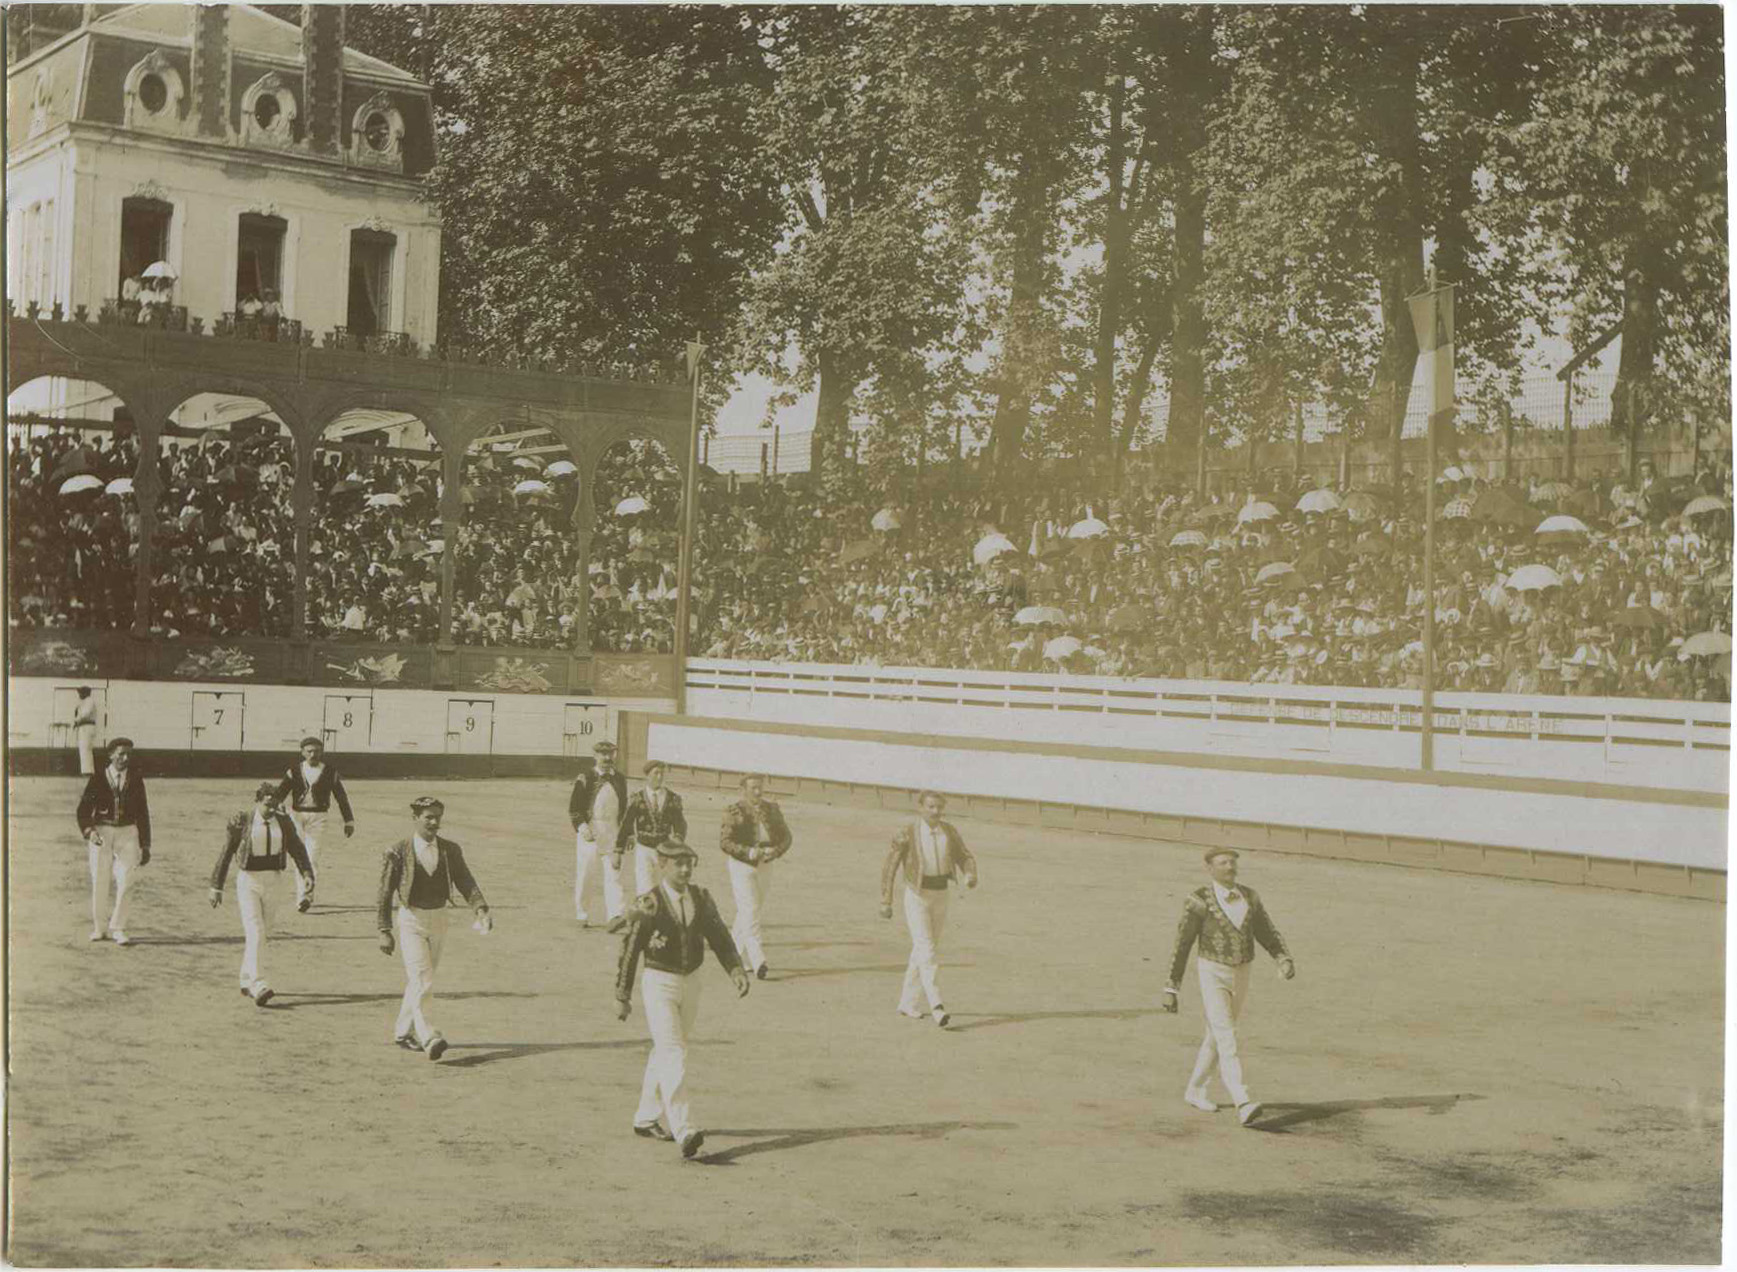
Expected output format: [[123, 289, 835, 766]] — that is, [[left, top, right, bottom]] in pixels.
[[687, 660, 1732, 796]]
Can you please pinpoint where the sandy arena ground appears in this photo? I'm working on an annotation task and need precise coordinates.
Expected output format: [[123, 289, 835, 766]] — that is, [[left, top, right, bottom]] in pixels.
[[5, 774, 1724, 1266]]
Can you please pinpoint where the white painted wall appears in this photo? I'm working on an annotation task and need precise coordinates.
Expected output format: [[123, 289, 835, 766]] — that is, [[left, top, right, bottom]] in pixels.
[[646, 719, 1729, 871], [8, 676, 672, 760], [687, 661, 1732, 796]]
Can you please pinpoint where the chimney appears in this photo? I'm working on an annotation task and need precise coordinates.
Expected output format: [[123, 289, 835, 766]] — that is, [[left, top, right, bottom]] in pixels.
[[302, 4, 345, 156], [189, 4, 230, 139]]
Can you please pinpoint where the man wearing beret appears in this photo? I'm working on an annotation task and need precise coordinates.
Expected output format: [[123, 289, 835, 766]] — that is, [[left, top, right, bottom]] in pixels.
[[75, 736, 151, 945], [614, 836, 749, 1159], [209, 781, 316, 1006], [272, 736, 356, 913], [376, 797, 492, 1061], [569, 740, 629, 930], [1162, 848, 1295, 1127], [617, 759, 687, 900], [880, 789, 978, 1027], [718, 773, 792, 980]]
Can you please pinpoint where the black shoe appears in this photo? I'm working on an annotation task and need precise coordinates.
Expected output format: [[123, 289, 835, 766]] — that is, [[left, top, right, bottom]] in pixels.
[[395, 1035, 423, 1052], [755, 964, 769, 981], [426, 1036, 448, 1062], [634, 1121, 674, 1142], [240, 987, 253, 999], [605, 915, 627, 934], [679, 1130, 706, 1160], [253, 988, 275, 1008], [297, 897, 312, 914]]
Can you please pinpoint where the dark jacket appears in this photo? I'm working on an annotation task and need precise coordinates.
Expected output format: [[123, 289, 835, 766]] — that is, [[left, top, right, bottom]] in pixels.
[[614, 884, 741, 1002], [375, 836, 489, 932], [76, 768, 152, 853], [881, 818, 978, 906], [1166, 883, 1291, 986], [718, 798, 792, 865], [272, 762, 355, 821], [617, 787, 687, 851], [569, 769, 629, 831], [210, 809, 314, 890]]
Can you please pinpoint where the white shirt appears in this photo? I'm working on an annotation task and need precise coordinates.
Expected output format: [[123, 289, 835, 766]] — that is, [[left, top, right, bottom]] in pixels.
[[106, 765, 127, 792], [1213, 881, 1250, 930], [662, 882, 690, 927], [301, 761, 323, 793], [917, 821, 948, 877], [412, 834, 439, 878], [593, 773, 621, 826]]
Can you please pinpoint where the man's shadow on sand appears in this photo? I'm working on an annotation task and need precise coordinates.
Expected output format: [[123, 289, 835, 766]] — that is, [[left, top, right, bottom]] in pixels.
[[1249, 1093, 1485, 1132], [264, 990, 539, 1012], [691, 1119, 1016, 1166], [946, 1007, 1166, 1032], [438, 1038, 735, 1069]]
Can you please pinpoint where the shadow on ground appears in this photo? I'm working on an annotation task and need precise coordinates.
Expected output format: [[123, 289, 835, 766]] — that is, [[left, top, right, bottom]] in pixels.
[[694, 1119, 1017, 1165], [1253, 1093, 1485, 1133]]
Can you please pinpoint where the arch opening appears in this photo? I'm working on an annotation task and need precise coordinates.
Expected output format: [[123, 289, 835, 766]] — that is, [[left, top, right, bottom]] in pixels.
[[588, 436, 681, 655], [7, 375, 142, 632]]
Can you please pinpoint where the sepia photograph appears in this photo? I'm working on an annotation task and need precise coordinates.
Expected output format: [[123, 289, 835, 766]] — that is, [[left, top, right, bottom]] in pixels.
[[3, 2, 1729, 1266]]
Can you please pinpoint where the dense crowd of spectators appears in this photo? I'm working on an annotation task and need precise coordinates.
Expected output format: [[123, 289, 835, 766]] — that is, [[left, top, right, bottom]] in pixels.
[[10, 417, 1732, 701]]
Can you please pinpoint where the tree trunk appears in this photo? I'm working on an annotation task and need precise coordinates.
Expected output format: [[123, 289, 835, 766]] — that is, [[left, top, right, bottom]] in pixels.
[[1610, 214, 1662, 439], [811, 349, 855, 487], [989, 121, 1051, 480], [1092, 71, 1127, 459], [1165, 10, 1212, 464], [1364, 24, 1426, 444]]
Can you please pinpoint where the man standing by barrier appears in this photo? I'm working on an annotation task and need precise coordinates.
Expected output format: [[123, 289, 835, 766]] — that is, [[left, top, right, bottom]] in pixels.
[[72, 687, 98, 775], [272, 736, 356, 913], [614, 836, 750, 1159], [76, 737, 151, 945], [618, 759, 687, 899], [570, 741, 630, 930], [376, 796, 493, 1061], [718, 773, 792, 980], [880, 790, 978, 1027], [1162, 848, 1295, 1127], [209, 782, 315, 1006]]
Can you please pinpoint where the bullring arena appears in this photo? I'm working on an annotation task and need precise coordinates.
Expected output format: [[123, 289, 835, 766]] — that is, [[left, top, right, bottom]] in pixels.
[[6, 759, 1724, 1266]]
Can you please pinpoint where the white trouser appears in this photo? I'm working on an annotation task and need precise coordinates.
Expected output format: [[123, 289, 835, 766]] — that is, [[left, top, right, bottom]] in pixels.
[[574, 824, 625, 921], [292, 811, 327, 906], [1189, 958, 1253, 1106], [395, 905, 449, 1045], [899, 885, 949, 1014], [235, 868, 283, 994], [75, 724, 96, 775], [633, 844, 658, 898], [726, 856, 773, 971], [88, 824, 142, 935], [636, 968, 702, 1140]]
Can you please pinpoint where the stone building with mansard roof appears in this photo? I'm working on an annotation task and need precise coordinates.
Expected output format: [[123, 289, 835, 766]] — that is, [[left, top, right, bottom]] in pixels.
[[6, 3, 441, 347]]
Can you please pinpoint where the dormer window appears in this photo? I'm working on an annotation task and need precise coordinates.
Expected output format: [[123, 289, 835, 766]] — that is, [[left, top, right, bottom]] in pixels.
[[240, 73, 298, 149], [123, 51, 187, 134], [348, 93, 405, 172]]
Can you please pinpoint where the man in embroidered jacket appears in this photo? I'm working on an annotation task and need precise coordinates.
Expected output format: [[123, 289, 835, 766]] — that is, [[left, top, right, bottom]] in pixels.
[[616, 759, 687, 899], [717, 773, 792, 980], [614, 837, 750, 1160], [75, 736, 152, 945], [570, 741, 629, 929], [1163, 848, 1295, 1126], [376, 796, 492, 1061], [209, 782, 315, 1005], [272, 736, 357, 913], [879, 790, 978, 1027]]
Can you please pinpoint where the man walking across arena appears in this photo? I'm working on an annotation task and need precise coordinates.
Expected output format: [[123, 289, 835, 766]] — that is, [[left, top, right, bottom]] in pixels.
[[272, 736, 356, 913], [880, 790, 978, 1027], [209, 782, 316, 1006], [75, 737, 151, 945], [570, 741, 629, 930], [618, 759, 687, 899], [614, 835, 750, 1160], [376, 796, 493, 1061], [1162, 848, 1295, 1127], [718, 773, 792, 980]]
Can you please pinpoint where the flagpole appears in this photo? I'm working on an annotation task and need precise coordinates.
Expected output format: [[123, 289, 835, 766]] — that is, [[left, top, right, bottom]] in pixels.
[[674, 338, 705, 716], [1408, 269, 1455, 774]]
